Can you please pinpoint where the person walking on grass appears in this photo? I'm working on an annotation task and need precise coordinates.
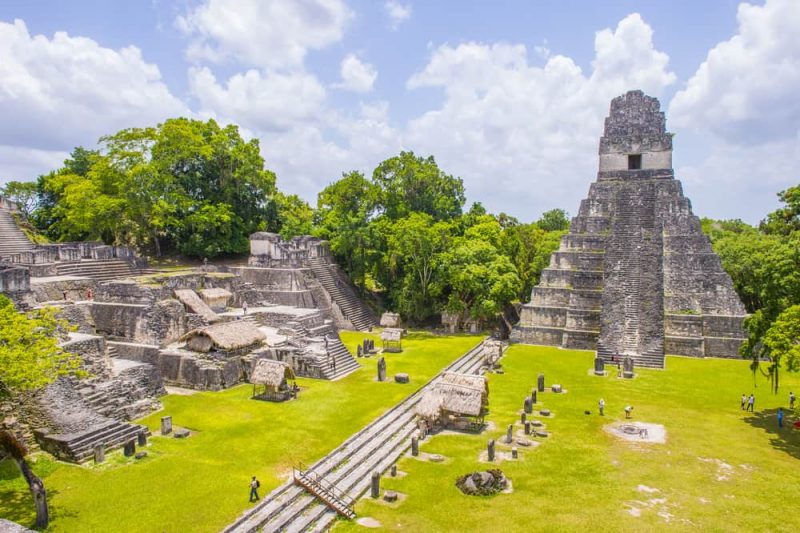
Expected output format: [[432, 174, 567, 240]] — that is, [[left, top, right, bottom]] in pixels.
[[624, 405, 633, 419], [747, 394, 755, 412], [741, 394, 747, 410], [598, 398, 605, 416], [777, 407, 784, 429], [790, 392, 796, 410], [249, 476, 260, 502]]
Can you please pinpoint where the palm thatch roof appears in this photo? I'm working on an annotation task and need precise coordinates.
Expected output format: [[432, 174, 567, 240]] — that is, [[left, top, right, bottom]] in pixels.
[[250, 359, 295, 387], [180, 321, 266, 352], [380, 328, 403, 342], [416, 372, 488, 419], [174, 289, 219, 323], [440, 372, 488, 393]]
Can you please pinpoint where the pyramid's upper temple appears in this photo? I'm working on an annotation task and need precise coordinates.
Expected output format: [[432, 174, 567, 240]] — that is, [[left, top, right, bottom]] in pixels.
[[512, 90, 747, 368]]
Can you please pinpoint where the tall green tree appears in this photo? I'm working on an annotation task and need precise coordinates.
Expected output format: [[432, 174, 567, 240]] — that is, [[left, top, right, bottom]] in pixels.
[[0, 295, 83, 529], [762, 304, 800, 393], [372, 151, 465, 221], [0, 181, 38, 217]]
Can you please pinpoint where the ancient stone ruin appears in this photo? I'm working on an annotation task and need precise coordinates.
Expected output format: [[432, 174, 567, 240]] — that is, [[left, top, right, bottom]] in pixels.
[[0, 212, 379, 461], [456, 469, 508, 495], [512, 90, 747, 368]]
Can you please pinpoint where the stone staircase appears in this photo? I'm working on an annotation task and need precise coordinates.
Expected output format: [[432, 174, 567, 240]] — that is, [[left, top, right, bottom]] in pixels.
[[37, 419, 147, 463], [320, 335, 359, 380], [0, 207, 35, 258], [308, 257, 377, 331], [597, 183, 665, 369], [56, 259, 138, 281]]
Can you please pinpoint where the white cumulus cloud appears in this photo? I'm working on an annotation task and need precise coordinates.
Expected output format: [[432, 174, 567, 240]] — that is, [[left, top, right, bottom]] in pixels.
[[669, 0, 800, 144], [667, 0, 800, 222], [334, 54, 378, 93], [176, 0, 352, 69], [404, 13, 676, 220], [0, 19, 186, 181], [385, 1, 412, 29]]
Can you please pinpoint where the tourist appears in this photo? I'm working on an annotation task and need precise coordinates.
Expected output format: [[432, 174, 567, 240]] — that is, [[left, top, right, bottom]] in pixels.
[[243, 300, 248, 316], [748, 394, 755, 412], [777, 407, 784, 429], [62, 290, 68, 300], [624, 406, 633, 419], [249, 476, 260, 502], [740, 394, 747, 410], [87, 289, 93, 300], [790, 392, 796, 410], [598, 398, 605, 416]]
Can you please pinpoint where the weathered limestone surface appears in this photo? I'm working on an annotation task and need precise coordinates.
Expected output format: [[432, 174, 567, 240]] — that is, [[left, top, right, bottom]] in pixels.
[[512, 91, 747, 367]]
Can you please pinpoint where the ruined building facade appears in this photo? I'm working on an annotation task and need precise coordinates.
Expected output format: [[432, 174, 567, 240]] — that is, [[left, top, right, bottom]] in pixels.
[[512, 91, 747, 368]]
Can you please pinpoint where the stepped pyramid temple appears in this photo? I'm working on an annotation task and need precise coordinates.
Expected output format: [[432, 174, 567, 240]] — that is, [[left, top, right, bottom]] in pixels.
[[512, 90, 747, 368]]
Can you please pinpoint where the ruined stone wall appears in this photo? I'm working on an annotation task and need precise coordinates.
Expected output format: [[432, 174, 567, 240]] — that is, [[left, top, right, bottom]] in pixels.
[[91, 299, 186, 345]]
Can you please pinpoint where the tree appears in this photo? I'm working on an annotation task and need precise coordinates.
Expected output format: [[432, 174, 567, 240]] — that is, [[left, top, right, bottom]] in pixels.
[[0, 295, 83, 529], [0, 430, 48, 528], [760, 184, 800, 236], [315, 171, 378, 291], [762, 304, 800, 393], [0, 181, 38, 217], [385, 213, 451, 322], [273, 193, 313, 239], [29, 119, 277, 257], [536, 208, 570, 231], [0, 296, 83, 395], [372, 151, 465, 221]]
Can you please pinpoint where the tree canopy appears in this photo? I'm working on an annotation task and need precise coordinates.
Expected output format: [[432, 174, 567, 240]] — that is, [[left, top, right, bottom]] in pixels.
[[0, 295, 83, 397], [29, 119, 277, 257]]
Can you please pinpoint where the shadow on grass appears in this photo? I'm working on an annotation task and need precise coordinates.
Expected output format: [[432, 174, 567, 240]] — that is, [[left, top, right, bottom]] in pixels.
[[0, 459, 76, 530], [743, 408, 800, 460]]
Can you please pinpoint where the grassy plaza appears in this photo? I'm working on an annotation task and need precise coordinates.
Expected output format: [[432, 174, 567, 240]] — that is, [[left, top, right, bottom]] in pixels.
[[0, 332, 481, 532], [336, 344, 800, 532]]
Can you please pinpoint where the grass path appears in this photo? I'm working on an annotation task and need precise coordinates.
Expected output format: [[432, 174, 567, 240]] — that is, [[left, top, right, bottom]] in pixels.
[[335, 345, 800, 532], [0, 331, 482, 532]]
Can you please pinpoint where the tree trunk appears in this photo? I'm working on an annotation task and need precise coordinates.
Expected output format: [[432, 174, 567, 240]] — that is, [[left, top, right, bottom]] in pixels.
[[16, 457, 49, 529], [152, 231, 162, 257]]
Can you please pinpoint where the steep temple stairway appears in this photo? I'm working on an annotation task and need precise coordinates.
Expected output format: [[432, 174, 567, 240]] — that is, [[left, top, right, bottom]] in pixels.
[[0, 206, 36, 258], [308, 257, 378, 331]]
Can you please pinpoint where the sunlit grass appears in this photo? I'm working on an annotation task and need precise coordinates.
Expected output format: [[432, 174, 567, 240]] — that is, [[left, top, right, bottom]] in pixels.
[[0, 331, 482, 532], [334, 345, 800, 532]]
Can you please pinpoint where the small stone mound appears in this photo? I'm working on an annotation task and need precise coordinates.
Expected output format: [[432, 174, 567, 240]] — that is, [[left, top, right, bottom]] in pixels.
[[456, 469, 508, 496]]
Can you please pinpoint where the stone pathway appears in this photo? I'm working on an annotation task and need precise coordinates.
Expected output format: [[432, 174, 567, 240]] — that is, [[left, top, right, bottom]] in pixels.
[[223, 339, 494, 533]]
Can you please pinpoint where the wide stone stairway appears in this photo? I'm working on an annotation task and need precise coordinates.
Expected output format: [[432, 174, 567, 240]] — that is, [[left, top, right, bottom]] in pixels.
[[0, 207, 35, 258], [55, 259, 139, 281], [223, 339, 492, 533], [308, 257, 378, 331]]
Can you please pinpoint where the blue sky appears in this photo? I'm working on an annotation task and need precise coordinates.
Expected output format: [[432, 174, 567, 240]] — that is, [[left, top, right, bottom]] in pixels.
[[0, 0, 797, 224]]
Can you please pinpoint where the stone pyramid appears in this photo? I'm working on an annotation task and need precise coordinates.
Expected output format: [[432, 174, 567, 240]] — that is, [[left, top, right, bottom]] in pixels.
[[512, 90, 747, 368]]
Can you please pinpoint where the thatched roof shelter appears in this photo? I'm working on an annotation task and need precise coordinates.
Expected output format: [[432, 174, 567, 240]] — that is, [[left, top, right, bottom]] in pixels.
[[381, 327, 403, 352], [181, 321, 265, 354], [251, 359, 295, 389], [416, 372, 488, 422]]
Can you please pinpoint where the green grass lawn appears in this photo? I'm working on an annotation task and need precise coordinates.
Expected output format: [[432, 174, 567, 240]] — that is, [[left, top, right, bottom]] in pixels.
[[335, 345, 800, 532], [0, 331, 482, 532]]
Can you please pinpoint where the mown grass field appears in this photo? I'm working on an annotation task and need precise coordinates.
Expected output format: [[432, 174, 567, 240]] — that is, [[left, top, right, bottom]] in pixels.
[[0, 331, 482, 532], [334, 344, 800, 532]]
